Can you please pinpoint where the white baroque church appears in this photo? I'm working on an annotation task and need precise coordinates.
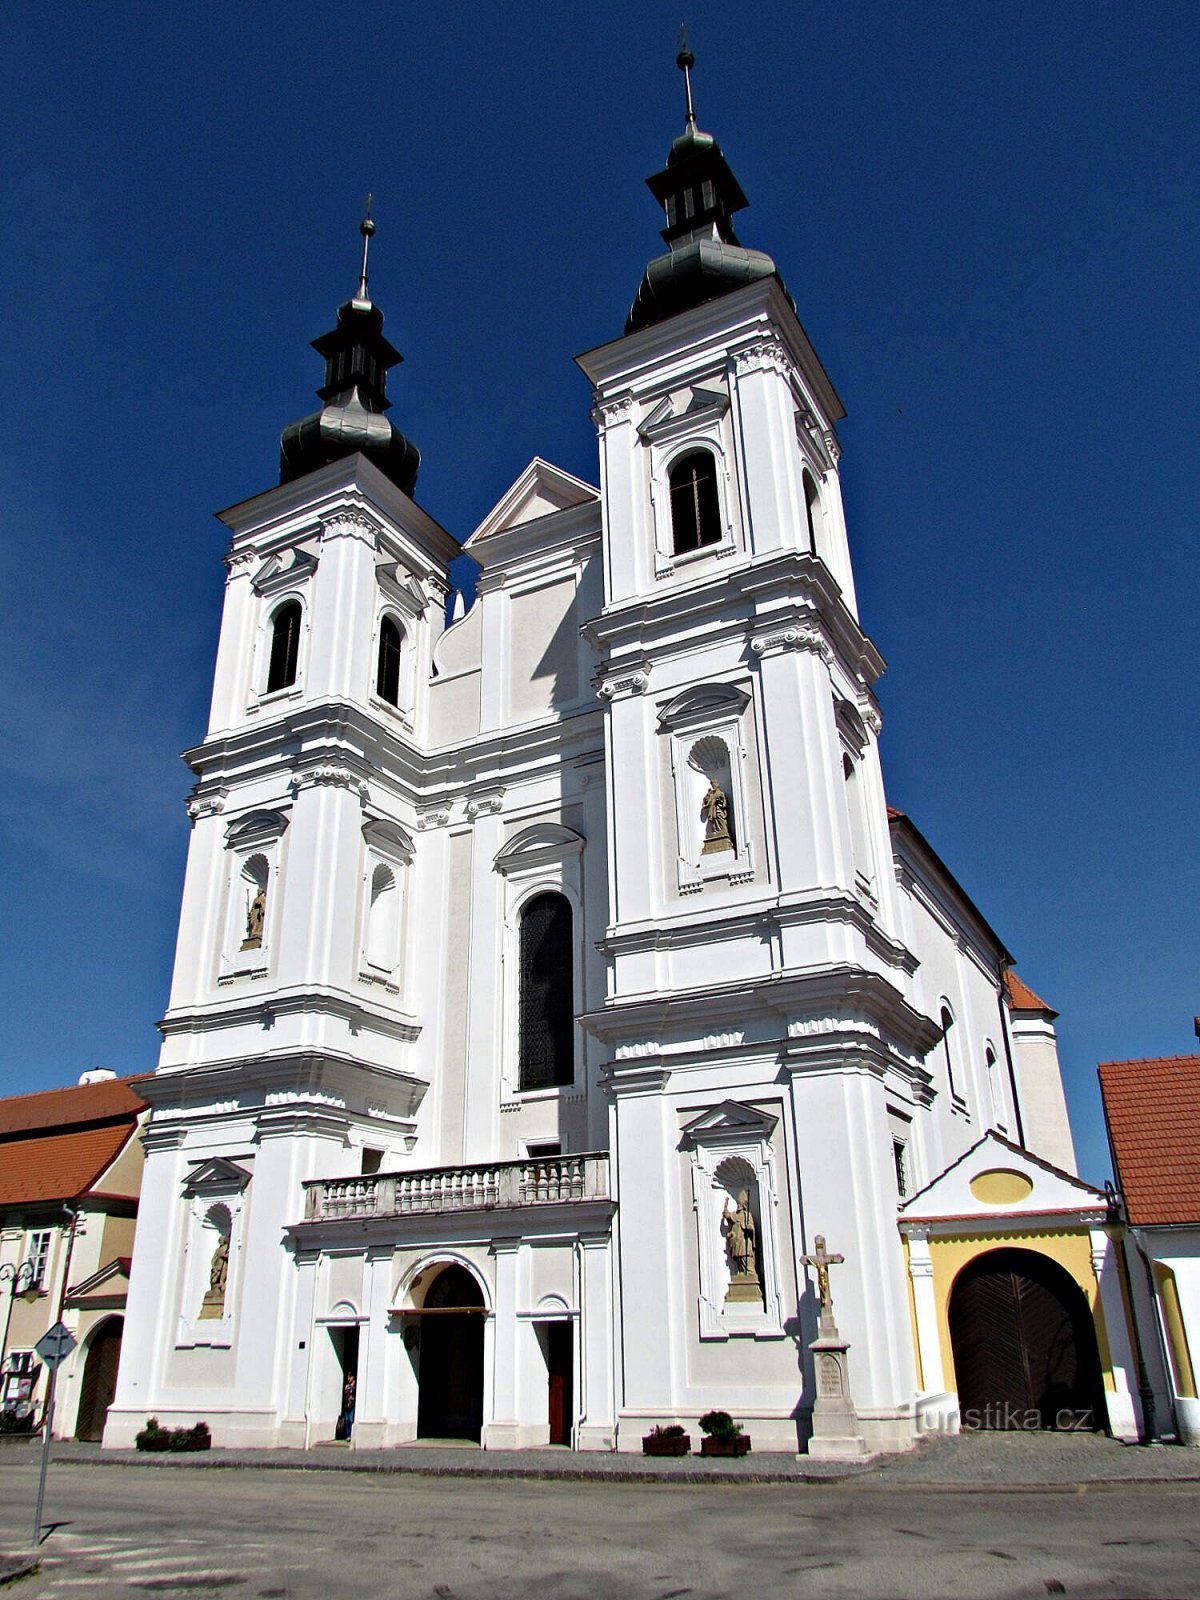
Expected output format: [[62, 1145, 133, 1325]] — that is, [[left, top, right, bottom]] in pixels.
[[106, 61, 1145, 1455]]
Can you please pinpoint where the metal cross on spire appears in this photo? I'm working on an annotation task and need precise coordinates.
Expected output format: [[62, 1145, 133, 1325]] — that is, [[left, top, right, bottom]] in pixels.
[[356, 193, 375, 305], [676, 26, 697, 130]]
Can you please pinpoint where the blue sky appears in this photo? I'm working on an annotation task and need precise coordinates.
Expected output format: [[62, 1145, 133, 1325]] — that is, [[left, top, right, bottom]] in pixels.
[[1, 3, 1197, 1185]]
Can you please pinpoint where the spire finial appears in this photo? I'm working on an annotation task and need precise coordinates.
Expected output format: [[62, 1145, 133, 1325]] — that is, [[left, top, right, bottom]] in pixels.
[[356, 193, 375, 305], [676, 26, 697, 131]]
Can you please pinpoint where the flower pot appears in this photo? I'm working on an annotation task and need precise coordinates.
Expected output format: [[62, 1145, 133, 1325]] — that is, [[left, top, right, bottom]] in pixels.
[[700, 1434, 751, 1457], [642, 1434, 691, 1456]]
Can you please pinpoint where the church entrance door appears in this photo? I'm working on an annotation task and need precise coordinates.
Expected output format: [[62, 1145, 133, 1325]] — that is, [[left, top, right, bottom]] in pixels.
[[545, 1322, 573, 1446], [416, 1266, 485, 1442], [949, 1248, 1104, 1431], [75, 1317, 123, 1441]]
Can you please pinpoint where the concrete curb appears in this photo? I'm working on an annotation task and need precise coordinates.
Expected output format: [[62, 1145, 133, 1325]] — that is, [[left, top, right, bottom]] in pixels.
[[0, 1555, 39, 1586]]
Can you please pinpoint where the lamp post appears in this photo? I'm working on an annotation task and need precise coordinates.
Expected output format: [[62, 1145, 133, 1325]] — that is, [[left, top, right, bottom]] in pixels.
[[0, 1258, 42, 1417]]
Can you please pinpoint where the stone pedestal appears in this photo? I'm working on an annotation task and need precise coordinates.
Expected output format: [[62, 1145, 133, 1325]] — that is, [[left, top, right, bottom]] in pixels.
[[803, 1315, 869, 1459]]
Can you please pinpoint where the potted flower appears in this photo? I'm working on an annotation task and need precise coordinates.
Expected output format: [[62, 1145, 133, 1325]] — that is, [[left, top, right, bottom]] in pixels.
[[642, 1423, 691, 1456], [698, 1410, 751, 1457]]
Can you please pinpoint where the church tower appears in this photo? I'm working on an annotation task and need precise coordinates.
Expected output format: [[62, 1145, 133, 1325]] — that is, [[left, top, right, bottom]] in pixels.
[[578, 53, 934, 1448], [106, 221, 459, 1447]]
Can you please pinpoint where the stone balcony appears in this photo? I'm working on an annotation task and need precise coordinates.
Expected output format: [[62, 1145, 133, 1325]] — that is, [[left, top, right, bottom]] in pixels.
[[303, 1153, 611, 1223]]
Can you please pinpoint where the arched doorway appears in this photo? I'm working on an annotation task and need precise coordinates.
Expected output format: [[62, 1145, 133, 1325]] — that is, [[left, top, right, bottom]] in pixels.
[[949, 1249, 1104, 1430], [415, 1265, 485, 1442], [75, 1317, 123, 1441]]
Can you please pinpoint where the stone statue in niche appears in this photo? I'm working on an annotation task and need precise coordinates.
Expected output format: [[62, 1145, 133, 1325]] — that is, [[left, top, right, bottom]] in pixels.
[[700, 779, 733, 855], [199, 1234, 229, 1320], [721, 1189, 763, 1303], [241, 886, 266, 951]]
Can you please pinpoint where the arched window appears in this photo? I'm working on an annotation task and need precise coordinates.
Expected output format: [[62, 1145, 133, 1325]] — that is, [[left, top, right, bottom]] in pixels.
[[668, 449, 722, 556], [366, 862, 399, 971], [376, 616, 403, 706], [266, 600, 302, 693], [518, 892, 574, 1091], [940, 1005, 965, 1107], [803, 471, 820, 555]]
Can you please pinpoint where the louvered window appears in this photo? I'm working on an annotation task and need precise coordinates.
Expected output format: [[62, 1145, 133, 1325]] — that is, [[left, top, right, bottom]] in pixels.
[[668, 450, 722, 555], [266, 601, 301, 692], [518, 892, 574, 1091]]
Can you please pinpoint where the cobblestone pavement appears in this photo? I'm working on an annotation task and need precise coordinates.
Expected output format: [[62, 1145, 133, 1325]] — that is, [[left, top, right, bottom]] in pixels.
[[13, 1428, 1200, 1486]]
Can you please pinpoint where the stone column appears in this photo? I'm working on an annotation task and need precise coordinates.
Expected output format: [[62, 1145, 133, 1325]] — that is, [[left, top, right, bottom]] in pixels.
[[484, 1237, 521, 1448], [576, 1233, 616, 1451]]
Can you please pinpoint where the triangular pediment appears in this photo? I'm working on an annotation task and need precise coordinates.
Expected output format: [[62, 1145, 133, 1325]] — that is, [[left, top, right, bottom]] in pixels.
[[637, 384, 730, 441], [66, 1256, 131, 1301], [251, 545, 318, 595], [465, 458, 599, 546], [680, 1100, 778, 1145], [899, 1132, 1107, 1229], [182, 1157, 252, 1197]]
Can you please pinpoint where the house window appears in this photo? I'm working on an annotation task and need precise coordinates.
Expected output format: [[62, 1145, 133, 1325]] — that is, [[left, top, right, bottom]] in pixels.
[[26, 1230, 52, 1291], [518, 892, 574, 1091], [376, 616, 403, 706], [266, 600, 302, 693], [361, 1148, 383, 1176], [668, 450, 722, 556]]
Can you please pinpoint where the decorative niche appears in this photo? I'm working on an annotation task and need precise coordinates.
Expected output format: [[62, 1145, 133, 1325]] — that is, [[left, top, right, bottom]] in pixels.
[[359, 819, 414, 994], [219, 809, 289, 981], [176, 1157, 251, 1350], [681, 1102, 784, 1340], [658, 684, 755, 893]]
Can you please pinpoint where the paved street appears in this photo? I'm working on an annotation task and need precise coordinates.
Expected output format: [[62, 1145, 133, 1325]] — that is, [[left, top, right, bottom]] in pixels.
[[1, 1449, 1199, 1599]]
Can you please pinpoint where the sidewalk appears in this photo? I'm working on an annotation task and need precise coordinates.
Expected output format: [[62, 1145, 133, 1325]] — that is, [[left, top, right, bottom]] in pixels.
[[38, 1430, 1200, 1488]]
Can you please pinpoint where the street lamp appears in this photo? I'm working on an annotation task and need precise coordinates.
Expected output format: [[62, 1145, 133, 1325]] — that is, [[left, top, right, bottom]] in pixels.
[[0, 1257, 45, 1420]]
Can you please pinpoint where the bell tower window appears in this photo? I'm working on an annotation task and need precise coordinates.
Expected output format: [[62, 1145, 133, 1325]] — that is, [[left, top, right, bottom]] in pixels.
[[376, 616, 403, 706], [669, 449, 722, 555], [266, 601, 301, 693]]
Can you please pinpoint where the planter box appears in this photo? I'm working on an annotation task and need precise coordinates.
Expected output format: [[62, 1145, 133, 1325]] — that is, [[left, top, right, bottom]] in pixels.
[[642, 1434, 691, 1456], [700, 1434, 751, 1457]]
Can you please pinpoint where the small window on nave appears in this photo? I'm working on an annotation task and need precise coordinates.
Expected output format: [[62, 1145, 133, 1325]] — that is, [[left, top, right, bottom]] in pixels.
[[803, 471, 820, 555], [668, 449, 722, 556], [266, 600, 302, 693], [376, 616, 403, 706]]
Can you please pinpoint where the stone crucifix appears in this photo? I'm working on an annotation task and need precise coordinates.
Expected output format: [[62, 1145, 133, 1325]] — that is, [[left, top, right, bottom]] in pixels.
[[801, 1234, 844, 1328]]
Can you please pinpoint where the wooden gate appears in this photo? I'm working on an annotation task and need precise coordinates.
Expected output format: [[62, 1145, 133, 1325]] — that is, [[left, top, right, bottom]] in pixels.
[[949, 1249, 1103, 1430], [75, 1318, 123, 1441]]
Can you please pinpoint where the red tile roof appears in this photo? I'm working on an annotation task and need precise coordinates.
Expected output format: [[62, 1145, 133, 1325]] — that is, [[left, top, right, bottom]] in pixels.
[[0, 1075, 148, 1137], [1098, 1055, 1200, 1226], [0, 1124, 137, 1206], [1003, 970, 1057, 1016]]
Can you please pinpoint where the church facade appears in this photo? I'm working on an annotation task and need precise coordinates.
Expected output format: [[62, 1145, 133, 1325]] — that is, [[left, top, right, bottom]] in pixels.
[[105, 66, 1144, 1454]]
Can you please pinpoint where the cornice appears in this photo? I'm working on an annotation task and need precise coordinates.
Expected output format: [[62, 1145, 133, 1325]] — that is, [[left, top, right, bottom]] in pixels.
[[144, 1050, 428, 1121], [158, 984, 422, 1044]]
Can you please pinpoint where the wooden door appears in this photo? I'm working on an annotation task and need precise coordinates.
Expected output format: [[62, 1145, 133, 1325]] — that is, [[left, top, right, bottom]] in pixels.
[[76, 1320, 123, 1441], [547, 1322, 573, 1446]]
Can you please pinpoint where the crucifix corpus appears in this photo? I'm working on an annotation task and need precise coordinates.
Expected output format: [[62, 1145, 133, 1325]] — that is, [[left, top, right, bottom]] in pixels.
[[801, 1234, 844, 1323]]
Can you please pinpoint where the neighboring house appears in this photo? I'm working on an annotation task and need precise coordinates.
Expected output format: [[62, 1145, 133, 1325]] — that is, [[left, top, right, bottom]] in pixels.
[[1098, 1054, 1200, 1446], [0, 1072, 148, 1441], [105, 66, 1127, 1454]]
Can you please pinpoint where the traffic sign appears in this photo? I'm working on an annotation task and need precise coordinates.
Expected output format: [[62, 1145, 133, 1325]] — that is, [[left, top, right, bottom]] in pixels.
[[34, 1322, 76, 1370]]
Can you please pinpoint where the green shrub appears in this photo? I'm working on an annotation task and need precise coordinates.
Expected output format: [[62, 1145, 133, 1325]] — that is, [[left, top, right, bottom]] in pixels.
[[698, 1410, 739, 1439], [0, 1408, 35, 1435], [135, 1417, 212, 1452]]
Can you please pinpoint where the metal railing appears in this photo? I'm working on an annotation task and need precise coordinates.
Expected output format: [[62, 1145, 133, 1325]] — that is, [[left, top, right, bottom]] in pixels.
[[304, 1153, 610, 1222]]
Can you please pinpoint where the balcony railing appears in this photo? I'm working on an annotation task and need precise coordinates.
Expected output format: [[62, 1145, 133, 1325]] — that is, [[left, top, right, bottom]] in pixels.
[[303, 1153, 610, 1223]]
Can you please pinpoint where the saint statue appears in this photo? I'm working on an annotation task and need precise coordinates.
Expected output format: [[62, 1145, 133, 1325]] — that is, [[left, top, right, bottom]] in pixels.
[[700, 779, 733, 855], [721, 1190, 762, 1304], [241, 886, 266, 951], [199, 1235, 229, 1320]]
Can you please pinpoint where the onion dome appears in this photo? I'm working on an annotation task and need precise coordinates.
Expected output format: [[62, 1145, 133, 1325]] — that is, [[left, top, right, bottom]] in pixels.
[[280, 208, 420, 495], [626, 50, 786, 335]]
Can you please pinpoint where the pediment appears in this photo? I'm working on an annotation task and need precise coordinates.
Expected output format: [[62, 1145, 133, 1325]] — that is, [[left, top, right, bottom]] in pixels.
[[67, 1256, 131, 1301], [657, 683, 750, 731], [899, 1132, 1108, 1230], [363, 818, 416, 862], [375, 562, 428, 615], [494, 823, 585, 875], [637, 384, 730, 442], [252, 545, 318, 596], [680, 1100, 778, 1146], [225, 808, 289, 847], [465, 458, 600, 547], [182, 1157, 252, 1197]]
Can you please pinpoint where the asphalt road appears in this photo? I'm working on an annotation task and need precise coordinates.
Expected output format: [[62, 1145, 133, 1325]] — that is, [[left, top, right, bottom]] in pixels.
[[1, 1459, 1197, 1600]]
